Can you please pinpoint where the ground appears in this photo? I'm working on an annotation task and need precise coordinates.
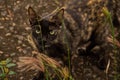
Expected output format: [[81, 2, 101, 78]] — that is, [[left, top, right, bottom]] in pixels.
[[0, 0, 120, 80]]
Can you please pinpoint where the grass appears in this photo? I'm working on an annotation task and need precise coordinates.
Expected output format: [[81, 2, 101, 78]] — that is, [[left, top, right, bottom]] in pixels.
[[61, 17, 73, 80], [103, 7, 119, 80]]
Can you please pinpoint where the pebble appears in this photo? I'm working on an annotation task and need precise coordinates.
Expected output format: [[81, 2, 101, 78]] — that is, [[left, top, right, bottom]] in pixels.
[[0, 17, 5, 20], [23, 50, 27, 54], [10, 53, 16, 56], [2, 42, 5, 45], [0, 26, 4, 29], [5, 33, 11, 36], [5, 54, 9, 57], [18, 35, 24, 40], [9, 26, 14, 31], [25, 26, 31, 31], [10, 39, 14, 43], [93, 74, 97, 78], [5, 17, 9, 20], [13, 59, 17, 63], [13, 5, 19, 11], [20, 76, 24, 80], [16, 1, 20, 4], [1, 11, 7, 16], [18, 40, 22, 44], [22, 44, 26, 47], [0, 50, 3, 54], [14, 35, 24, 40], [12, 23, 16, 26], [17, 46, 23, 52], [25, 4, 30, 9]]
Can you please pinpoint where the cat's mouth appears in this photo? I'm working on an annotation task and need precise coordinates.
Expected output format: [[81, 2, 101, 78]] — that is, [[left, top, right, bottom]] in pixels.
[[40, 42, 51, 49]]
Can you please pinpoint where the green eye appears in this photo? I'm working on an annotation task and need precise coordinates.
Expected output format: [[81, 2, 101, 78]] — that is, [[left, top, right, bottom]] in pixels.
[[36, 29, 41, 34], [50, 30, 55, 35]]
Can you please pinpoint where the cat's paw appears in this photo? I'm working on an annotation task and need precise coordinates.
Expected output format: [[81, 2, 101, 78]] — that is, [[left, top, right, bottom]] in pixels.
[[97, 58, 108, 70]]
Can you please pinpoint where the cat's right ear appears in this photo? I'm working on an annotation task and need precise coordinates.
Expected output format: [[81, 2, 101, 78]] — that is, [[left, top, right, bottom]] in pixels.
[[28, 7, 40, 25], [51, 8, 64, 26]]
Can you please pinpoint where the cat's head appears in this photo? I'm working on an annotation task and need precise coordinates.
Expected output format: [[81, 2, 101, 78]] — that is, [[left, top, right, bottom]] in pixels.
[[28, 7, 64, 51]]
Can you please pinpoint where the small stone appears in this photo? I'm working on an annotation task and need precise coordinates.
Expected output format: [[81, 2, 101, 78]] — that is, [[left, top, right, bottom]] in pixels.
[[13, 59, 16, 63], [18, 36, 24, 40], [14, 31, 18, 34], [16, 1, 20, 4], [93, 74, 97, 78], [25, 4, 30, 9], [1, 17, 5, 20], [10, 17, 13, 20], [17, 46, 23, 52], [23, 50, 27, 54], [22, 44, 26, 47], [0, 26, 4, 29], [12, 23, 16, 26], [18, 40, 22, 44], [1, 11, 7, 16], [5, 54, 9, 57], [5, 17, 9, 20], [20, 76, 24, 80], [9, 26, 14, 31], [10, 53, 16, 56], [2, 42, 5, 45], [5, 33, 11, 36], [0, 51, 3, 54], [25, 27, 31, 31]]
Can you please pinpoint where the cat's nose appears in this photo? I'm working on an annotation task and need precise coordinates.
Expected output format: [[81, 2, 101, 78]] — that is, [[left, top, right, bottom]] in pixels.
[[38, 38, 46, 45], [43, 40, 47, 44], [42, 37, 46, 41]]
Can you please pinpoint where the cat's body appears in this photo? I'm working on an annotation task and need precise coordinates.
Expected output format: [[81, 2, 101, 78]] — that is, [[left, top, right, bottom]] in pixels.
[[28, 0, 119, 79]]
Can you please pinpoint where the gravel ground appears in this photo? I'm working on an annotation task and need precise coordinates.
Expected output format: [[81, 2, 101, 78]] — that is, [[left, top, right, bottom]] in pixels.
[[0, 0, 120, 80]]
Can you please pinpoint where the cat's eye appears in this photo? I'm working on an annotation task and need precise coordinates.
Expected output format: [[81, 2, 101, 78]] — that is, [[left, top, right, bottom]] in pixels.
[[50, 30, 55, 35], [35, 25, 41, 34], [36, 29, 41, 34]]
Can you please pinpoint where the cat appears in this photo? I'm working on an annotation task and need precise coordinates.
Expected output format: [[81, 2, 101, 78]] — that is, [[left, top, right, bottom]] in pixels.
[[28, 7, 71, 66], [27, 0, 119, 79]]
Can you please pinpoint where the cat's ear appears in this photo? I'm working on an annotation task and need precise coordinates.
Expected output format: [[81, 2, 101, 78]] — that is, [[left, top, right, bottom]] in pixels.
[[28, 7, 37, 19], [51, 8, 64, 26], [28, 7, 40, 25]]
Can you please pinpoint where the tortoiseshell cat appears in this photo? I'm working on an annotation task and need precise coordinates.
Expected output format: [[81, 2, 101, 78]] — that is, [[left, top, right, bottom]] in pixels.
[[28, 0, 119, 79], [28, 7, 71, 65]]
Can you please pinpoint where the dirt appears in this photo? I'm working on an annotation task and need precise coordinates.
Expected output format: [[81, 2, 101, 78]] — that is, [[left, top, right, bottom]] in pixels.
[[0, 0, 120, 80]]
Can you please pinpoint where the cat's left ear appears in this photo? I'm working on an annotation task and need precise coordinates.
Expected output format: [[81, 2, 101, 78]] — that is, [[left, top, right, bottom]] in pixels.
[[51, 8, 64, 26], [28, 6, 40, 25]]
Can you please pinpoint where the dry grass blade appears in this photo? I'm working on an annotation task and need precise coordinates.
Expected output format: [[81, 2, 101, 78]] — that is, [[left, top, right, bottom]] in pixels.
[[17, 57, 44, 72], [27, 34, 38, 51], [106, 36, 120, 48], [105, 59, 110, 74], [37, 53, 61, 68], [60, 67, 69, 79], [17, 53, 61, 73]]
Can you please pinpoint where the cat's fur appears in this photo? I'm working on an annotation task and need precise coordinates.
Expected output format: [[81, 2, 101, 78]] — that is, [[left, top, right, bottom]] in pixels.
[[28, 0, 119, 79]]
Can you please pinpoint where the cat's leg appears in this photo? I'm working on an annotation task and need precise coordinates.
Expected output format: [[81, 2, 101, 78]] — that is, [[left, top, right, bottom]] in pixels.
[[78, 37, 112, 70], [90, 41, 112, 70]]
